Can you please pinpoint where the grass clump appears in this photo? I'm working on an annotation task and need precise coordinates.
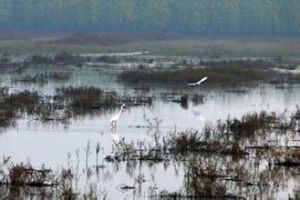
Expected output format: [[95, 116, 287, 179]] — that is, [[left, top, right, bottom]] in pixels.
[[29, 52, 86, 66], [167, 130, 203, 153], [55, 86, 118, 109], [29, 54, 52, 64], [3, 90, 39, 113], [229, 111, 276, 138], [0, 159, 99, 199], [55, 86, 152, 110], [0, 109, 16, 127], [95, 55, 121, 63], [274, 149, 300, 167], [52, 52, 86, 65], [56, 86, 103, 98], [0, 90, 40, 127], [14, 72, 72, 84], [9, 164, 55, 187]]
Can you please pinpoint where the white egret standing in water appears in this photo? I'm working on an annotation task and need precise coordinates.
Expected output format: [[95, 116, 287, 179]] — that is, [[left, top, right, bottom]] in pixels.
[[110, 104, 126, 127], [187, 76, 208, 86]]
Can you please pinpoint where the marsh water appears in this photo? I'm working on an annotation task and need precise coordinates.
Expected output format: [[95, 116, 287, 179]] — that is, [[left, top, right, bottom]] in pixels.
[[0, 60, 300, 199]]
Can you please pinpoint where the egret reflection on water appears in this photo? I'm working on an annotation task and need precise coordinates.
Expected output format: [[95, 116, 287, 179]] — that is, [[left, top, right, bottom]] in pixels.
[[111, 129, 120, 143]]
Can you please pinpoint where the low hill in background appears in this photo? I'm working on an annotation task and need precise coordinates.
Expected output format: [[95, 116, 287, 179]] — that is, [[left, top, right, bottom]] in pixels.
[[47, 32, 181, 46]]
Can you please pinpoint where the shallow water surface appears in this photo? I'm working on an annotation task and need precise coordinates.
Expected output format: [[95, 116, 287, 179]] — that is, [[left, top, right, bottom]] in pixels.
[[0, 67, 299, 199]]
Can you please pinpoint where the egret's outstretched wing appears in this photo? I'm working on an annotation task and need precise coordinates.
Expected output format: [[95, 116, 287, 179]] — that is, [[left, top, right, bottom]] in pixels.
[[197, 76, 208, 84]]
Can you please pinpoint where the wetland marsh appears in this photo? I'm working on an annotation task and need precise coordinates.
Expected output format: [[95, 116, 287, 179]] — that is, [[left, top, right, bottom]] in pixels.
[[0, 52, 300, 199]]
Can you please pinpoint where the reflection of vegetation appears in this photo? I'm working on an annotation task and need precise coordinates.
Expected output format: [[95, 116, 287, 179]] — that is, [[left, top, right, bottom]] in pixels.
[[185, 161, 228, 198]]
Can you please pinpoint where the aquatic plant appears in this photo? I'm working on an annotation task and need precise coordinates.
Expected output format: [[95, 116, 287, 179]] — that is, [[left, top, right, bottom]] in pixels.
[[0, 90, 40, 127], [9, 164, 55, 187], [55, 86, 152, 109]]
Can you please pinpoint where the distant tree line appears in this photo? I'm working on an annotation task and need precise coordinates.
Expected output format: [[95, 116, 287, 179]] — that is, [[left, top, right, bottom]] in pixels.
[[0, 0, 299, 37]]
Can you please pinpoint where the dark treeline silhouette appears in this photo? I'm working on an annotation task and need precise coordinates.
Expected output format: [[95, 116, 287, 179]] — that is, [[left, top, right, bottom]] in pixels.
[[0, 0, 299, 37]]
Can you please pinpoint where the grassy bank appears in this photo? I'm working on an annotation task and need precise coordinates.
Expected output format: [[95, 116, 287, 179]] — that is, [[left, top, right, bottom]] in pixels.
[[119, 65, 282, 85]]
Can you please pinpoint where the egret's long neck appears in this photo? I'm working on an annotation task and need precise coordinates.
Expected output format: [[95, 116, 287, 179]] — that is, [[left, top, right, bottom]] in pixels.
[[118, 107, 123, 116]]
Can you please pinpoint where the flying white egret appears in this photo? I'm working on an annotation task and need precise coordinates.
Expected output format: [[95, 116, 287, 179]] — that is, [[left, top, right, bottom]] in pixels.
[[187, 76, 208, 86], [110, 104, 126, 127]]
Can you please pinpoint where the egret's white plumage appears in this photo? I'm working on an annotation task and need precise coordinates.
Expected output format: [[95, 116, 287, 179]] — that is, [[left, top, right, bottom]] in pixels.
[[187, 76, 208, 86], [110, 104, 126, 127]]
